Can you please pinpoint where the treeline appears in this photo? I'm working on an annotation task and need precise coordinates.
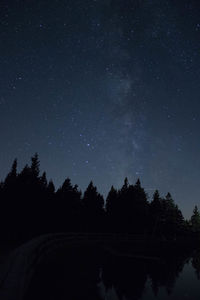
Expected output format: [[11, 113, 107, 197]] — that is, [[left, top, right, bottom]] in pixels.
[[0, 153, 200, 243]]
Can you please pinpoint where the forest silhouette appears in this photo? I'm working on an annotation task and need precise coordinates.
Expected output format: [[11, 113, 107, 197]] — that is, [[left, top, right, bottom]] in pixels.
[[0, 153, 200, 244]]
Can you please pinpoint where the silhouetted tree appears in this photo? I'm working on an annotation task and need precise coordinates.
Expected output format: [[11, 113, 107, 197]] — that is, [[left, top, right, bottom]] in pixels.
[[56, 178, 81, 209], [40, 172, 48, 188], [106, 185, 118, 215], [150, 191, 185, 238], [132, 178, 149, 233], [83, 181, 104, 212], [82, 181, 105, 231], [31, 152, 40, 178], [105, 185, 119, 232], [190, 206, 200, 232], [162, 193, 184, 237], [47, 179, 55, 195], [150, 190, 163, 236], [117, 178, 149, 233], [56, 178, 82, 231]]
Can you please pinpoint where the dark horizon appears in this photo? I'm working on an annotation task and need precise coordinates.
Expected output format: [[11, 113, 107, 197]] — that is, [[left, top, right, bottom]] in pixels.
[[0, 152, 200, 244], [1, 152, 199, 220]]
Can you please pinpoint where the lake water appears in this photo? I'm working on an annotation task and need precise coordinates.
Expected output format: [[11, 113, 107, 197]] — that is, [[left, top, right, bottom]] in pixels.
[[25, 245, 200, 300]]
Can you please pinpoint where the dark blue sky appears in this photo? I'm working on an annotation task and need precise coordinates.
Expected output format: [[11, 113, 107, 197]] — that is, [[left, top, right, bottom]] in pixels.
[[1, 0, 200, 217]]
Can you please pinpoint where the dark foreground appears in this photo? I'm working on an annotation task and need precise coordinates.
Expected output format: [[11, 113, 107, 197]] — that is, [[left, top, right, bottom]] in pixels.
[[0, 233, 200, 300]]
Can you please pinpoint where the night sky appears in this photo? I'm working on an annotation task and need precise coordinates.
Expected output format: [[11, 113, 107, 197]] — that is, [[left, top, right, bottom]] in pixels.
[[1, 0, 200, 217]]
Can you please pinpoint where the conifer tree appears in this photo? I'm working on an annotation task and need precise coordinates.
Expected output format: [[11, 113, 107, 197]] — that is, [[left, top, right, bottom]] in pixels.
[[106, 185, 119, 232], [106, 185, 118, 216], [191, 206, 200, 232], [40, 172, 48, 188], [31, 153, 40, 178], [56, 178, 81, 206], [150, 190, 163, 236], [83, 181, 104, 212], [82, 181, 104, 231], [47, 180, 55, 194]]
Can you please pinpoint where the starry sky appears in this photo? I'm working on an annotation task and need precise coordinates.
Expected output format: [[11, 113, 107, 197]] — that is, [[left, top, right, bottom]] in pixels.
[[0, 0, 200, 217]]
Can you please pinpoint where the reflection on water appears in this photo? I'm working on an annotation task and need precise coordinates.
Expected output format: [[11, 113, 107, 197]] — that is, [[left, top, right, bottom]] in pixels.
[[25, 246, 200, 300]]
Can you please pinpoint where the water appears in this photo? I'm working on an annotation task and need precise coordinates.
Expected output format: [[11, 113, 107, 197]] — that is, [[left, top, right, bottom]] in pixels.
[[25, 245, 200, 300]]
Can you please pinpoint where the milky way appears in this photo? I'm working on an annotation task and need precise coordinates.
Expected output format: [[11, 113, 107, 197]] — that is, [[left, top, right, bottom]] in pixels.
[[1, 0, 200, 217]]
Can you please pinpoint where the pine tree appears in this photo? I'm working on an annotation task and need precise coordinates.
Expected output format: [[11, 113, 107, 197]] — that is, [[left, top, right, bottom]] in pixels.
[[133, 179, 149, 233], [83, 181, 104, 212], [40, 172, 47, 188], [117, 178, 149, 233], [191, 206, 200, 232], [47, 180, 55, 194], [57, 178, 81, 204], [121, 177, 129, 193], [106, 185, 118, 215], [162, 193, 183, 237], [82, 181, 104, 231], [106, 186, 119, 232], [31, 153, 40, 178], [165, 192, 175, 209], [135, 178, 141, 188], [150, 190, 163, 236], [134, 179, 148, 205], [57, 178, 72, 196]]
